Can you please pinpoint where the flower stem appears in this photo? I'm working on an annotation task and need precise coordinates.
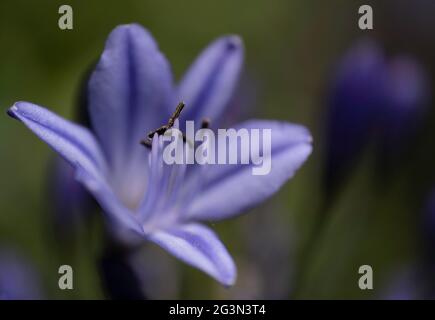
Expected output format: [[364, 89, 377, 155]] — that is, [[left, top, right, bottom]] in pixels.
[[98, 244, 147, 300]]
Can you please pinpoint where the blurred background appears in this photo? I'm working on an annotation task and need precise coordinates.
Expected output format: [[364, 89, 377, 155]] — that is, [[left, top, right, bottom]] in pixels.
[[1, 0, 435, 299]]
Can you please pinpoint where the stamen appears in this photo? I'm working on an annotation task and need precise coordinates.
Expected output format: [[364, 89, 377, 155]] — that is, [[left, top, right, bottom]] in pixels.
[[167, 102, 185, 128], [140, 103, 213, 150], [140, 102, 185, 148], [141, 139, 153, 148]]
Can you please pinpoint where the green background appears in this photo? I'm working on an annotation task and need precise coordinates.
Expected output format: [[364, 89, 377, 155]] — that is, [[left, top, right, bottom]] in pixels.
[[1, 0, 434, 299]]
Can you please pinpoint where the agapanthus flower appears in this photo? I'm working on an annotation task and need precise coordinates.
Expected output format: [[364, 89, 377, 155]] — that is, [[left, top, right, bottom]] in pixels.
[[7, 24, 312, 286], [378, 56, 428, 155], [324, 39, 428, 191], [324, 39, 387, 190]]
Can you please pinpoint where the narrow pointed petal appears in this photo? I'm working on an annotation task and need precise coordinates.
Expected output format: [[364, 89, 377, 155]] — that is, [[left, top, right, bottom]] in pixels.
[[186, 120, 313, 221], [148, 223, 236, 286], [177, 36, 244, 125], [7, 101, 142, 235], [88, 24, 174, 189], [8, 102, 107, 180]]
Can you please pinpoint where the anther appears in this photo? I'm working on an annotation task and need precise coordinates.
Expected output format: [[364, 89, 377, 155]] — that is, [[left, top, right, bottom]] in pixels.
[[140, 102, 185, 149], [141, 139, 153, 148], [201, 118, 211, 129]]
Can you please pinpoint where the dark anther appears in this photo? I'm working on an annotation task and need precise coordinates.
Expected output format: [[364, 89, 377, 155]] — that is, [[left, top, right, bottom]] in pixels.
[[201, 118, 211, 129], [166, 102, 185, 129], [141, 139, 153, 148], [140, 102, 185, 148]]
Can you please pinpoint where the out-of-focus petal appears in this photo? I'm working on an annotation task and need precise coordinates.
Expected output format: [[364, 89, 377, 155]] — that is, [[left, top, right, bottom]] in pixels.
[[177, 36, 244, 126], [0, 249, 43, 300], [324, 39, 387, 190], [381, 56, 429, 147], [74, 164, 143, 236], [49, 156, 96, 238], [148, 223, 236, 286], [185, 120, 312, 221]]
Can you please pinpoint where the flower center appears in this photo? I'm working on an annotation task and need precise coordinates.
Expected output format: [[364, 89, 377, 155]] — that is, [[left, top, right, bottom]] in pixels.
[[140, 102, 185, 148], [140, 102, 212, 149]]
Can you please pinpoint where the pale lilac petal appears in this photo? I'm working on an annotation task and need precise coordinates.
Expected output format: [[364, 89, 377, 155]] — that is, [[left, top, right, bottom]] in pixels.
[[88, 24, 174, 195], [0, 249, 43, 300], [7, 102, 142, 235], [177, 36, 244, 125], [8, 102, 107, 180], [185, 120, 312, 221], [138, 131, 187, 224], [75, 165, 143, 236], [148, 223, 236, 286]]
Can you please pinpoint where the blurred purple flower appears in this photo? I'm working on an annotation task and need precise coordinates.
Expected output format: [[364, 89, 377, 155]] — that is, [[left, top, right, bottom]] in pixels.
[[325, 40, 387, 189], [383, 189, 435, 300], [7, 24, 312, 286], [324, 39, 429, 190], [378, 56, 429, 155], [383, 267, 420, 300], [0, 249, 42, 300]]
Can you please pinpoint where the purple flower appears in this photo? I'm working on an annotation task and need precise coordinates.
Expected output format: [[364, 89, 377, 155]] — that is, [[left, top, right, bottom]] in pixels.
[[324, 39, 429, 189], [7, 24, 312, 286], [0, 249, 42, 300], [378, 56, 429, 154], [383, 267, 420, 300], [324, 40, 387, 189]]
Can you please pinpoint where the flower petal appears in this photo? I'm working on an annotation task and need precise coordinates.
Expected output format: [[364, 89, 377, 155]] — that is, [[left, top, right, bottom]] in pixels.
[[75, 165, 143, 236], [7, 101, 142, 235], [88, 24, 174, 195], [8, 102, 107, 179], [147, 223, 236, 286], [177, 36, 244, 126], [185, 120, 312, 221]]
